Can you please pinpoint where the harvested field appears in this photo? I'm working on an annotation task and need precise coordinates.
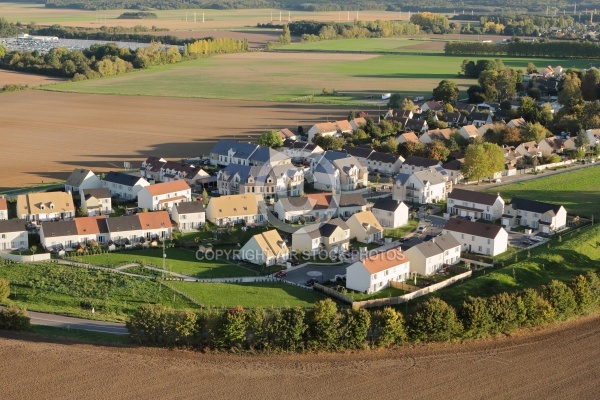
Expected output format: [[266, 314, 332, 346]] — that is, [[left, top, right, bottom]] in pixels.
[[0, 314, 598, 400], [0, 70, 65, 86], [0, 90, 356, 191], [146, 29, 282, 48]]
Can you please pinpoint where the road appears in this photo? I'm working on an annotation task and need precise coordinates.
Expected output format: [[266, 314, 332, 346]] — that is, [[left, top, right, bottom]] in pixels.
[[0, 306, 128, 335]]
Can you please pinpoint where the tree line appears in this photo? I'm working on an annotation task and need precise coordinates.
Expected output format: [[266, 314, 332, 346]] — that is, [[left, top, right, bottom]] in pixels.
[[288, 19, 420, 42], [445, 41, 600, 59], [0, 37, 247, 80], [126, 272, 600, 351]]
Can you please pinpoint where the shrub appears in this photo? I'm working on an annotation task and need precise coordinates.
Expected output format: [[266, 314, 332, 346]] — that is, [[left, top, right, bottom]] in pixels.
[[410, 298, 463, 342], [585, 271, 600, 306], [277, 307, 307, 352], [372, 307, 407, 348], [219, 306, 248, 350], [0, 306, 30, 331], [306, 299, 340, 351], [194, 308, 223, 350], [542, 280, 577, 320], [0, 278, 9, 302], [339, 308, 371, 350], [571, 275, 595, 314], [460, 296, 492, 338], [246, 307, 269, 350], [487, 292, 519, 333]]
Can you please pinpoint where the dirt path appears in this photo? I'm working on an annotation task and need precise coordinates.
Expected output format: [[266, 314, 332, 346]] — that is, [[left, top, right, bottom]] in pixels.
[[0, 314, 598, 399]]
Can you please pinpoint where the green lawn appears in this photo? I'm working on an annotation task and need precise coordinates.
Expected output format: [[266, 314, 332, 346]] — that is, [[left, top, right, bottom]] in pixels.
[[170, 281, 327, 308], [346, 286, 408, 301], [435, 224, 600, 307], [385, 219, 419, 240], [485, 166, 600, 217], [74, 248, 253, 278], [0, 263, 197, 322]]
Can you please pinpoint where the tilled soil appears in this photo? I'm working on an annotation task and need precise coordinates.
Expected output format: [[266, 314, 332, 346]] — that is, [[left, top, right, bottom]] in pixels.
[[0, 315, 598, 400]]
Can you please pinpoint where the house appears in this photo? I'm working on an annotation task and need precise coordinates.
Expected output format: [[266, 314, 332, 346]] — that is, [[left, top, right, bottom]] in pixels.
[[515, 141, 542, 158], [0, 220, 28, 250], [0, 198, 7, 220], [585, 129, 600, 146], [402, 118, 428, 134], [140, 157, 209, 185], [366, 152, 405, 175], [350, 117, 367, 131], [393, 169, 449, 204], [454, 103, 476, 114], [420, 101, 444, 113], [397, 132, 420, 144], [64, 169, 102, 194], [16, 192, 75, 222], [345, 211, 384, 243], [310, 151, 368, 192], [205, 194, 266, 227], [278, 128, 298, 141], [338, 193, 368, 218], [404, 234, 461, 276], [336, 120, 354, 135], [458, 125, 482, 141], [102, 172, 150, 200], [447, 188, 505, 221], [217, 164, 303, 199], [209, 140, 259, 166], [40, 216, 109, 250], [137, 180, 192, 212], [469, 112, 493, 128], [238, 229, 289, 266], [80, 188, 112, 216], [346, 248, 410, 294], [172, 201, 205, 231], [342, 145, 373, 167], [400, 156, 441, 173], [441, 159, 464, 185], [274, 193, 335, 223], [107, 211, 172, 244], [291, 218, 350, 256], [279, 140, 324, 161], [477, 122, 503, 136], [247, 146, 291, 167], [307, 122, 340, 142], [501, 197, 567, 234], [419, 128, 452, 144], [371, 198, 409, 228], [538, 137, 564, 156], [442, 112, 467, 127], [507, 117, 527, 129], [442, 218, 508, 256]]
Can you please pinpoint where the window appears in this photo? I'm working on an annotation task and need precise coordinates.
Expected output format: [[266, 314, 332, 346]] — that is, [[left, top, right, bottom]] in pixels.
[[487, 239, 490, 244], [472, 235, 475, 241], [478, 246, 482, 252], [461, 233, 464, 239]]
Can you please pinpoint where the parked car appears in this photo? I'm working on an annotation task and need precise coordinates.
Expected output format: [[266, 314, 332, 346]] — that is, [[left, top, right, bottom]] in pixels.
[[530, 236, 544, 242], [398, 237, 410, 243], [274, 270, 288, 278], [305, 278, 319, 287], [289, 259, 300, 266], [417, 225, 427, 234]]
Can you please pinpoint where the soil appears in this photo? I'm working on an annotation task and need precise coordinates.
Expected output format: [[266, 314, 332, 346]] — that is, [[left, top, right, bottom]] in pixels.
[[146, 29, 282, 48], [0, 90, 357, 191], [0, 314, 598, 399], [0, 70, 65, 86]]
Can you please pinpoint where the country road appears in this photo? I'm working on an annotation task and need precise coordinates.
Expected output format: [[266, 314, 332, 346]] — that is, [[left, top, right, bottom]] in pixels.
[[0, 306, 128, 335]]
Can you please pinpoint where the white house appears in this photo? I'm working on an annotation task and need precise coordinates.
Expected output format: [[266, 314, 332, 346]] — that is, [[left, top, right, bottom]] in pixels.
[[137, 180, 192, 212], [140, 156, 209, 185], [40, 216, 109, 250], [238, 229, 289, 266], [366, 152, 405, 175], [0, 198, 7, 220], [172, 201, 205, 231], [371, 198, 409, 229], [404, 234, 461, 276], [346, 248, 410, 294], [279, 140, 324, 162], [102, 172, 150, 201], [64, 169, 102, 194], [458, 125, 481, 141], [501, 197, 567, 234], [16, 192, 75, 222], [205, 194, 267, 227], [310, 151, 368, 192], [442, 218, 508, 256], [337, 193, 368, 218], [81, 188, 112, 216], [447, 188, 505, 221], [307, 122, 340, 142], [106, 211, 172, 244], [507, 117, 527, 129], [469, 112, 493, 128], [400, 156, 441, 174], [209, 140, 259, 166], [345, 211, 384, 244], [350, 117, 367, 131], [419, 128, 452, 144], [393, 168, 449, 204], [274, 193, 337, 223], [291, 218, 350, 256], [0, 220, 28, 250]]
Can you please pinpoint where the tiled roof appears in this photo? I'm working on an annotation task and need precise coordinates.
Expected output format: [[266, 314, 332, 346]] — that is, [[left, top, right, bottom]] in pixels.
[[0, 198, 7, 211], [404, 156, 440, 168], [372, 198, 405, 212], [137, 211, 172, 230], [360, 248, 408, 274], [174, 201, 205, 214], [449, 188, 502, 206], [65, 169, 94, 188], [103, 172, 146, 187], [82, 188, 111, 200], [144, 180, 190, 196], [0, 219, 27, 234], [509, 197, 563, 214], [444, 218, 505, 239]]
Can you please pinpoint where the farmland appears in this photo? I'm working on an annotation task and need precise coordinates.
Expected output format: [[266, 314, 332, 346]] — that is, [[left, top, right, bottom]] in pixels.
[[0, 70, 65, 87], [278, 37, 448, 53], [486, 166, 600, 217], [169, 281, 326, 308]]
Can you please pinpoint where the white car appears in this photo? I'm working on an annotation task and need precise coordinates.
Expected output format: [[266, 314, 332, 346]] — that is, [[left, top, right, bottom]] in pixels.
[[417, 225, 427, 234]]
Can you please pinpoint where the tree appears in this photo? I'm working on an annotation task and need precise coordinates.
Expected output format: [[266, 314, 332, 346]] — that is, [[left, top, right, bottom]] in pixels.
[[0, 278, 9, 302], [201, 188, 209, 208], [460, 296, 492, 338], [339, 308, 370, 349], [347, 110, 355, 121], [575, 129, 590, 150], [521, 122, 550, 143], [0, 306, 30, 331], [278, 307, 307, 351], [409, 298, 463, 342], [432, 80, 459, 102], [400, 97, 414, 111], [542, 280, 577, 320], [521, 288, 555, 326], [571, 275, 595, 314], [426, 140, 450, 161], [372, 307, 407, 347], [279, 24, 291, 45], [581, 68, 600, 101], [219, 307, 248, 350], [306, 299, 340, 350], [495, 68, 518, 101], [462, 142, 504, 183], [467, 85, 486, 103], [558, 73, 583, 107], [386, 93, 402, 109], [76, 206, 88, 217], [257, 130, 283, 148], [478, 69, 499, 101], [526, 62, 537, 74]]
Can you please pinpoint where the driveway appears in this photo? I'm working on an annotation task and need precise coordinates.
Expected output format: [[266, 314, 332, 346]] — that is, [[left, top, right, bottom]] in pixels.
[[281, 263, 348, 285]]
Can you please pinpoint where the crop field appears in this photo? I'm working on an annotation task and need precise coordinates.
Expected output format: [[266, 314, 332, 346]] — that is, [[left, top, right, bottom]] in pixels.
[[75, 248, 253, 278], [279, 37, 448, 53], [0, 70, 65, 86], [0, 263, 197, 322], [486, 166, 600, 217], [170, 281, 326, 308]]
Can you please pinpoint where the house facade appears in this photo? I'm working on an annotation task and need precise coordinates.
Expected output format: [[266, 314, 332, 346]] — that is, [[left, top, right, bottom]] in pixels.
[[393, 169, 449, 204], [0, 198, 7, 220], [64, 169, 102, 194], [371, 198, 409, 229], [81, 188, 112, 216], [443, 218, 508, 256], [346, 248, 410, 294], [279, 140, 324, 162], [501, 197, 567, 234], [172, 201, 205, 231], [137, 180, 192, 212], [345, 211, 384, 244], [140, 157, 209, 185], [404, 234, 461, 276], [205, 194, 267, 227], [0, 220, 29, 250], [310, 151, 368, 192], [102, 172, 150, 200], [16, 192, 75, 222], [400, 156, 441, 174], [447, 188, 505, 221], [107, 211, 172, 244], [291, 218, 350, 256], [40, 216, 109, 250], [238, 229, 289, 266], [307, 122, 340, 142]]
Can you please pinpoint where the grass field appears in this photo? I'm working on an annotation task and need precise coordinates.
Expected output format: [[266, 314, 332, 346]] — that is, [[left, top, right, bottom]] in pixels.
[[170, 281, 326, 308], [436, 224, 600, 307], [75, 248, 254, 278], [279, 37, 447, 53], [486, 166, 600, 217], [44, 53, 592, 103], [0, 263, 197, 322]]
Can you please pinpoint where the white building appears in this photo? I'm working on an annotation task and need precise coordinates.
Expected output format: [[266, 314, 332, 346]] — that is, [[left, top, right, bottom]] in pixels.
[[501, 197, 567, 234], [404, 234, 461, 276], [291, 218, 350, 256], [205, 194, 267, 227], [371, 198, 409, 228], [442, 218, 508, 256], [346, 248, 410, 294], [238, 229, 289, 266], [106, 211, 172, 244], [0, 198, 7, 220], [400, 156, 441, 174], [172, 202, 205, 231], [0, 220, 29, 250], [447, 188, 504, 221], [137, 180, 192, 212], [393, 168, 450, 204], [345, 211, 384, 244], [310, 151, 368, 192], [64, 169, 102, 194], [81, 188, 112, 216], [40, 216, 109, 250], [16, 192, 75, 222], [102, 172, 150, 201], [307, 122, 340, 142]]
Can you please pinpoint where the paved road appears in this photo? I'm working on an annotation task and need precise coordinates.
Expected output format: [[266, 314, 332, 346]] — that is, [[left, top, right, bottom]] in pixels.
[[282, 263, 348, 286], [0, 306, 128, 335]]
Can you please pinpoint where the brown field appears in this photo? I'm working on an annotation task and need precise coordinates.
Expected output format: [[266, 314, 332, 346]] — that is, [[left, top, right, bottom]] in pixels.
[[0, 70, 65, 86], [0, 314, 598, 400], [147, 29, 282, 48], [0, 90, 358, 191]]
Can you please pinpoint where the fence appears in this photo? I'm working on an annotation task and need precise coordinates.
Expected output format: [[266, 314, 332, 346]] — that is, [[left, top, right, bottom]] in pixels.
[[0, 252, 51, 263], [313, 283, 354, 304]]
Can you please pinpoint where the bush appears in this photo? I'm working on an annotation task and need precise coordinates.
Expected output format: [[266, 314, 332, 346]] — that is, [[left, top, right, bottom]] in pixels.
[[372, 307, 407, 348], [0, 278, 9, 302], [339, 308, 371, 350], [460, 296, 492, 338], [306, 299, 340, 351], [542, 280, 577, 320], [219, 306, 248, 350], [571, 275, 595, 314], [0, 306, 30, 331], [521, 288, 556, 326], [410, 298, 463, 342], [487, 292, 520, 333]]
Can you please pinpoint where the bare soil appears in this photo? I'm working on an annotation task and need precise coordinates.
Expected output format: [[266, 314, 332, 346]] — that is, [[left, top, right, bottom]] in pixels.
[[0, 90, 356, 191], [0, 314, 598, 400], [0, 70, 65, 86], [147, 29, 282, 48]]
